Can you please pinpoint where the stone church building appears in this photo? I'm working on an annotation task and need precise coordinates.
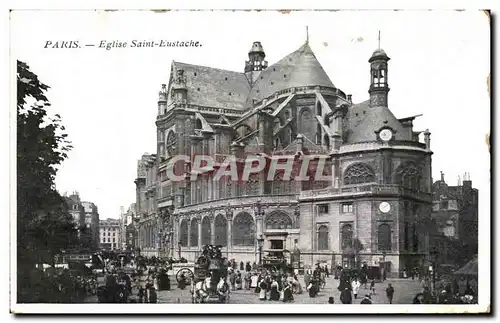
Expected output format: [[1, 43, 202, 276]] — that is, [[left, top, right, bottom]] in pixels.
[[135, 38, 434, 277]]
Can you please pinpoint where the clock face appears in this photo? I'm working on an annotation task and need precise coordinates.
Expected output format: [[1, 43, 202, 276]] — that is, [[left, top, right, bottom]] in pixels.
[[379, 129, 393, 142], [379, 202, 391, 213]]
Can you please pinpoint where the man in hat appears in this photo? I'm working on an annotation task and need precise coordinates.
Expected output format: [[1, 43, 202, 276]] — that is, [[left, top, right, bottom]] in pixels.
[[361, 294, 372, 304]]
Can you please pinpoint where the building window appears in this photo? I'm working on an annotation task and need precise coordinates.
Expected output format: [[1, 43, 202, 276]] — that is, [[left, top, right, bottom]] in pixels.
[[394, 162, 421, 191], [265, 211, 293, 230], [214, 214, 227, 246], [112, 238, 115, 243], [190, 218, 199, 247], [232, 212, 255, 246], [340, 223, 353, 250], [343, 163, 376, 185], [73, 205, 78, 210], [179, 220, 188, 247], [342, 203, 353, 213], [440, 201, 449, 209], [377, 223, 392, 251], [246, 174, 260, 196], [272, 173, 285, 195], [201, 216, 211, 246], [318, 204, 329, 214], [317, 225, 329, 250]]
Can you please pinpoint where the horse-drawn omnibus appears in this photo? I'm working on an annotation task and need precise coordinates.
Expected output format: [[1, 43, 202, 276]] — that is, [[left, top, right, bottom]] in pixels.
[[190, 245, 230, 303]]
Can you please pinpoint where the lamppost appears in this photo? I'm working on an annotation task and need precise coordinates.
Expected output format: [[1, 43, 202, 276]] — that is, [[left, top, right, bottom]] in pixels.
[[430, 247, 439, 297], [382, 250, 387, 281], [257, 234, 265, 266]]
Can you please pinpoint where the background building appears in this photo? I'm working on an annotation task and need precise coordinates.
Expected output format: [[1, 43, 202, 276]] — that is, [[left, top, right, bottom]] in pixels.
[[81, 201, 100, 250], [431, 171, 478, 266], [99, 218, 121, 251], [135, 38, 435, 276], [63, 192, 85, 239]]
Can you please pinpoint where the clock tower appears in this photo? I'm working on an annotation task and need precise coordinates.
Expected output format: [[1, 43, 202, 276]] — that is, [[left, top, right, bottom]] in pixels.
[[368, 36, 390, 108]]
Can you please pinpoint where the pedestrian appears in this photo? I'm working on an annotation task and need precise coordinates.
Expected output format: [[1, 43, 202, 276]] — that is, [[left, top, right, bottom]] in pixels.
[[351, 278, 360, 299], [340, 287, 352, 304], [229, 270, 236, 290], [370, 279, 376, 295], [385, 283, 395, 304], [360, 294, 372, 304], [328, 296, 335, 304]]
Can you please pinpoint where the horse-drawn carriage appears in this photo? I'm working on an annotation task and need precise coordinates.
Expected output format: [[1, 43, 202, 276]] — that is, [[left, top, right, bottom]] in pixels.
[[190, 245, 230, 303]]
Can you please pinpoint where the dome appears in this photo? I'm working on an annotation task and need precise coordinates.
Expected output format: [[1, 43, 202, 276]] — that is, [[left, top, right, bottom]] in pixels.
[[249, 41, 265, 55], [369, 48, 389, 62]]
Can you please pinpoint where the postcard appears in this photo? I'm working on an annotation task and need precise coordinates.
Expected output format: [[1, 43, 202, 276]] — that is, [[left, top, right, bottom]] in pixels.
[[10, 8, 491, 314]]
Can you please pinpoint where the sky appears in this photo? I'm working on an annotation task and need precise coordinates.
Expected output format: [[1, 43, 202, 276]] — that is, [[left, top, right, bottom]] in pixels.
[[11, 10, 490, 222]]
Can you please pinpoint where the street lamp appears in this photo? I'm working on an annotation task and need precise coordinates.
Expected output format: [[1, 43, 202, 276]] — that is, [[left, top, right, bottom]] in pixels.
[[429, 247, 439, 300], [257, 234, 265, 266], [382, 250, 387, 281]]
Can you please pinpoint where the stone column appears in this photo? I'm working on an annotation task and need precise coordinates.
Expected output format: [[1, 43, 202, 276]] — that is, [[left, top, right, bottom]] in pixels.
[[187, 217, 192, 248], [210, 215, 215, 245], [226, 208, 233, 257], [197, 216, 202, 248]]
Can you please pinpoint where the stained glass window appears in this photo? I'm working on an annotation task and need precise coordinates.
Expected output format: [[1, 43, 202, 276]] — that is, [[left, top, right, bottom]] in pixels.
[[214, 214, 227, 246], [343, 163, 376, 185], [265, 211, 293, 229], [395, 162, 421, 190], [232, 212, 255, 246]]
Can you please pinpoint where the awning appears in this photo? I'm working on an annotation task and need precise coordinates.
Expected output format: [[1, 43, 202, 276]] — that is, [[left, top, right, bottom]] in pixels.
[[454, 256, 478, 276]]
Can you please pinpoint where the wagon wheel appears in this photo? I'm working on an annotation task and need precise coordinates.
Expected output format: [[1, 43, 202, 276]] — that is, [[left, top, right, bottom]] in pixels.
[[176, 268, 194, 284]]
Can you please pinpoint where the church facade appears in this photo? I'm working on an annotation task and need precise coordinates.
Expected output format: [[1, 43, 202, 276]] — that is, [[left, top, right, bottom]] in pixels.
[[135, 38, 434, 277]]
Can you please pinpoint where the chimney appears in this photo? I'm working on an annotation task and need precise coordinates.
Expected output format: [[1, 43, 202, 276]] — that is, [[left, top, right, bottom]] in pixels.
[[296, 134, 304, 152], [347, 94, 352, 103], [423, 129, 431, 151], [440, 171, 445, 182]]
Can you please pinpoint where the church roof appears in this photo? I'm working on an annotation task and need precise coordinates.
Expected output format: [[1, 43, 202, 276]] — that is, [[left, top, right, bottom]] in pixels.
[[170, 42, 335, 110], [247, 43, 335, 102], [172, 61, 251, 110], [344, 100, 407, 144]]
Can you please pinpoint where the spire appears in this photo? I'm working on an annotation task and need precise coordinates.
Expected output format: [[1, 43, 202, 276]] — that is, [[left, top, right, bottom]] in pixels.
[[378, 30, 381, 49], [306, 26, 309, 44]]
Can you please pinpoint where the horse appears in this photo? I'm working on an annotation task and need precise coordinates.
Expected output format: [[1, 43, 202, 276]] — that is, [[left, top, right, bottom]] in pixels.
[[191, 276, 213, 303]]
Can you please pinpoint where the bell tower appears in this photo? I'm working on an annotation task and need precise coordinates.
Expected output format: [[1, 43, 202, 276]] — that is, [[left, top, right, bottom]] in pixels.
[[369, 31, 390, 108], [245, 41, 268, 85]]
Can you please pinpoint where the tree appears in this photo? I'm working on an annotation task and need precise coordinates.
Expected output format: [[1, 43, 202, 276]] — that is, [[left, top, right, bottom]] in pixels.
[[17, 60, 78, 300]]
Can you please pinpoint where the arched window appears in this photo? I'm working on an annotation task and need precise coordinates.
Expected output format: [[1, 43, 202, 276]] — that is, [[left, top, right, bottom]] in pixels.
[[179, 220, 188, 247], [318, 225, 329, 250], [201, 216, 211, 246], [195, 119, 202, 130], [340, 224, 353, 250], [272, 173, 285, 195], [185, 186, 191, 205], [324, 134, 330, 151], [378, 223, 392, 251], [190, 218, 199, 247], [300, 108, 314, 140], [225, 179, 232, 198], [214, 214, 227, 246], [246, 174, 260, 196], [316, 124, 322, 144], [232, 212, 255, 246], [316, 101, 322, 116], [394, 162, 421, 191], [343, 163, 376, 185], [265, 211, 293, 230], [166, 130, 176, 156]]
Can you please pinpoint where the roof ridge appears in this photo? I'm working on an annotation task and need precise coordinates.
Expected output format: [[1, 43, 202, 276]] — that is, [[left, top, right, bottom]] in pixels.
[[174, 61, 244, 75]]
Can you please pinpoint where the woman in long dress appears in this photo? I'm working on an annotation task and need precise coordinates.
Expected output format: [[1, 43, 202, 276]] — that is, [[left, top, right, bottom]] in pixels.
[[282, 282, 294, 302], [259, 279, 268, 300], [270, 279, 280, 301]]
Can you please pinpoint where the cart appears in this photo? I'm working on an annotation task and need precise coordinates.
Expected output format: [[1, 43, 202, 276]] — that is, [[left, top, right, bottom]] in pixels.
[[190, 245, 230, 303]]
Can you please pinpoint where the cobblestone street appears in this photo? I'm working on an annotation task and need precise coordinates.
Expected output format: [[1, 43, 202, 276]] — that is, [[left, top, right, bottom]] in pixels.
[[87, 276, 423, 304]]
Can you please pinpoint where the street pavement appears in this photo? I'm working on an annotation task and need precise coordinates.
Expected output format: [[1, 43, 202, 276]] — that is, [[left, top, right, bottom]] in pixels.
[[86, 275, 424, 304]]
